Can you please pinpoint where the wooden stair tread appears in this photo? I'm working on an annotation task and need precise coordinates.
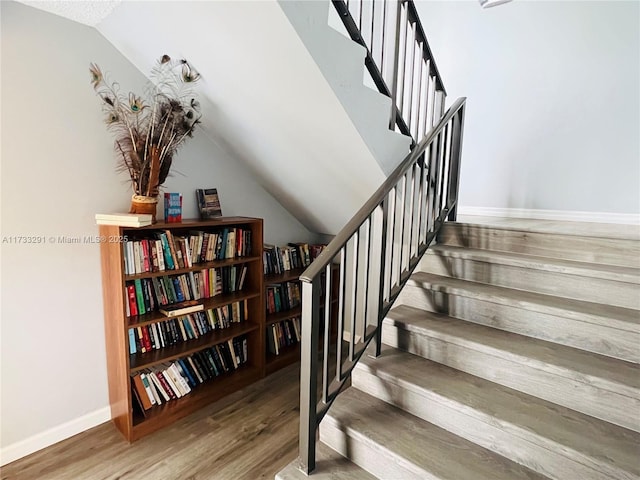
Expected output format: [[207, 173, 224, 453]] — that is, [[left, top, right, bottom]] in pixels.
[[323, 387, 549, 480], [449, 217, 640, 241], [386, 304, 640, 397], [427, 244, 640, 283], [438, 221, 640, 268], [408, 271, 640, 333], [357, 346, 640, 477]]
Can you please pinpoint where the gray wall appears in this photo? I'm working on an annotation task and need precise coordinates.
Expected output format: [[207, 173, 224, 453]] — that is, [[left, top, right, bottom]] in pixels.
[[1, 0, 313, 460], [416, 0, 640, 215]]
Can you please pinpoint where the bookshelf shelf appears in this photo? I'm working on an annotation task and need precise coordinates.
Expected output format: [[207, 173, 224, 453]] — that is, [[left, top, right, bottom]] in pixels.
[[265, 344, 300, 375], [264, 267, 306, 284], [127, 290, 261, 328], [130, 323, 260, 371], [265, 305, 302, 326], [124, 255, 262, 281], [130, 364, 262, 439], [99, 217, 265, 442]]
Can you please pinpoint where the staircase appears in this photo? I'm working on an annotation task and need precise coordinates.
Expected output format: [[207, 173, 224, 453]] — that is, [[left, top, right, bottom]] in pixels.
[[278, 218, 640, 479], [279, 0, 412, 174]]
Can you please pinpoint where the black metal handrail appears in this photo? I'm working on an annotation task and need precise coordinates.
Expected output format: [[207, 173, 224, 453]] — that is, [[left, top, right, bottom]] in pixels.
[[298, 97, 466, 473], [332, 0, 447, 142]]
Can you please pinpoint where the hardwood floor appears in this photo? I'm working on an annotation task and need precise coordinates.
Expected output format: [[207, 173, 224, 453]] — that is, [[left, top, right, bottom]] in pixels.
[[1, 363, 301, 480]]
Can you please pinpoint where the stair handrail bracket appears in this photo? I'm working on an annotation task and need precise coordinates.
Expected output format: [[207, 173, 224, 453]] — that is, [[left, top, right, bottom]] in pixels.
[[298, 97, 467, 474]]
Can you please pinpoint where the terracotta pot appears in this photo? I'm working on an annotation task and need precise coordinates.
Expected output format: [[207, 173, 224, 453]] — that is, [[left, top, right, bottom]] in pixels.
[[130, 194, 158, 223]]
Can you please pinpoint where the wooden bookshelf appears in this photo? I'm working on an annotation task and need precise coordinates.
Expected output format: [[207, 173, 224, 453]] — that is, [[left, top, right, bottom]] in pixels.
[[99, 217, 264, 442], [263, 250, 338, 375], [264, 268, 303, 374]]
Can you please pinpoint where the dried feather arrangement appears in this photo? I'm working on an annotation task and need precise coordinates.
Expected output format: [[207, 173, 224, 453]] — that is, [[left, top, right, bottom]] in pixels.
[[90, 54, 201, 199]]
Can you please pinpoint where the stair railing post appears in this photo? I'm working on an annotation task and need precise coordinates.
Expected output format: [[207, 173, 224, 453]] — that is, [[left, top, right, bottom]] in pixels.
[[447, 103, 466, 221], [388, 0, 403, 131], [298, 277, 321, 474]]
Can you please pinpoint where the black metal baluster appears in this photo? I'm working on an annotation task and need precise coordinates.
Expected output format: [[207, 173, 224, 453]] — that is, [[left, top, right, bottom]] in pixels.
[[380, 0, 388, 78], [348, 233, 358, 362], [370, 0, 376, 59], [376, 197, 391, 357], [422, 59, 431, 138], [363, 216, 373, 333], [404, 21, 416, 129], [400, 172, 411, 276], [336, 246, 346, 382], [322, 263, 332, 404], [410, 162, 421, 259], [389, 0, 402, 130], [396, 4, 408, 123], [393, 179, 404, 291], [417, 153, 427, 245], [411, 41, 423, 139]]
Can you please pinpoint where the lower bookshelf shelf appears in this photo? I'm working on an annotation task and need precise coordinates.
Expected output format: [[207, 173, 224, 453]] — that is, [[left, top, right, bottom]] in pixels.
[[130, 364, 262, 440], [265, 344, 301, 375], [130, 323, 260, 371]]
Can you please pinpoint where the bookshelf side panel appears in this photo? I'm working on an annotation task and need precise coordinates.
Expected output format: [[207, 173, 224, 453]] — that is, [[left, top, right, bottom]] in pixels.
[[252, 219, 266, 376], [99, 225, 132, 440]]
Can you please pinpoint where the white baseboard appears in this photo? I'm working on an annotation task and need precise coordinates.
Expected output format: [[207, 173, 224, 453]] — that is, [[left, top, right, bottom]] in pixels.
[[0, 407, 111, 466], [457, 206, 640, 225]]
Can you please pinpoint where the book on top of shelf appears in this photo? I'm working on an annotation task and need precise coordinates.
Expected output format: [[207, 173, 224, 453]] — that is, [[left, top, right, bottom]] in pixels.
[[159, 300, 204, 318], [95, 213, 153, 227], [164, 193, 183, 223], [196, 188, 222, 219]]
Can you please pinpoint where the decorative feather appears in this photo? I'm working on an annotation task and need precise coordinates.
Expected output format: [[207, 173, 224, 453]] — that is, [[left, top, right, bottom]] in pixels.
[[146, 145, 161, 197], [90, 55, 202, 196]]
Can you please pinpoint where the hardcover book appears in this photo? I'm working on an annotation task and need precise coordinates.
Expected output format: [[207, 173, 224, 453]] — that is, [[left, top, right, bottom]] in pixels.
[[159, 300, 204, 318], [196, 188, 222, 219], [131, 374, 153, 410]]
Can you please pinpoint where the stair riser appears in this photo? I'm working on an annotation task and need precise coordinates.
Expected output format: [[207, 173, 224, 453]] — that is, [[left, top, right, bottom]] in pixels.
[[419, 254, 640, 310], [382, 322, 640, 432], [397, 284, 640, 363], [438, 226, 640, 268], [320, 418, 438, 480], [352, 367, 636, 480]]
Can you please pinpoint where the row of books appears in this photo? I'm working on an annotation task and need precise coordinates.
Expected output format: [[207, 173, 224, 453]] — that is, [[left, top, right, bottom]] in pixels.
[[267, 317, 301, 356], [263, 242, 326, 276], [123, 227, 253, 276], [130, 335, 249, 412], [266, 281, 301, 315], [128, 301, 248, 354], [125, 265, 248, 317]]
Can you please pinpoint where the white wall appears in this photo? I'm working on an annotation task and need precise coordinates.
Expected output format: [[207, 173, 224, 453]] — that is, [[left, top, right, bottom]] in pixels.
[[280, 1, 412, 175], [0, 1, 314, 462], [96, 0, 387, 235], [416, 0, 640, 215]]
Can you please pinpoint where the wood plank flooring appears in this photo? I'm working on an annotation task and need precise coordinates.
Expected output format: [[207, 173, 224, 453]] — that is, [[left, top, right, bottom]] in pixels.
[[1, 363, 301, 480]]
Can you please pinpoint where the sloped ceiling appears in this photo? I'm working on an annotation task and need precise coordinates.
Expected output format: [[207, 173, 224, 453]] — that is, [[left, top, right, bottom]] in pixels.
[[16, 0, 121, 25], [20, 0, 386, 235]]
